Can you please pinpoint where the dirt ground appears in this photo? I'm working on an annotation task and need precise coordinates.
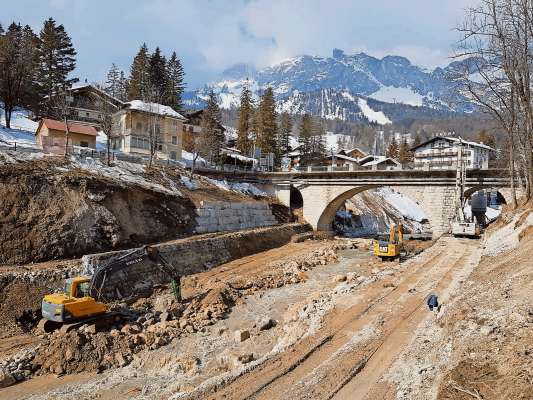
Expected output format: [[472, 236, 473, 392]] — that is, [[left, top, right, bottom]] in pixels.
[[1, 207, 530, 400]]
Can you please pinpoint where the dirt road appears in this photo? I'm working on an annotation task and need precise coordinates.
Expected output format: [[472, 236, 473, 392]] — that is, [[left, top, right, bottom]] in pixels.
[[195, 237, 481, 400]]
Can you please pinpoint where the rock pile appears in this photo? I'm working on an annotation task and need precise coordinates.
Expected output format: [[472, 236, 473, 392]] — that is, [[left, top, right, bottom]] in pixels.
[[0, 347, 37, 387]]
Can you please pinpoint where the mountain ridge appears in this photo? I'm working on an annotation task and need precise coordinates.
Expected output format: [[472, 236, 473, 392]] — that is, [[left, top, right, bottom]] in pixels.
[[184, 49, 476, 125]]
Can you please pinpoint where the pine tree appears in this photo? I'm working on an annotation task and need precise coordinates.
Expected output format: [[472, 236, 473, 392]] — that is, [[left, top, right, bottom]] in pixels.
[[37, 17, 77, 115], [148, 47, 167, 98], [199, 90, 224, 164], [386, 137, 399, 159], [278, 112, 293, 156], [298, 114, 313, 167], [118, 70, 129, 101], [236, 79, 254, 155], [165, 51, 185, 111], [105, 63, 121, 99], [413, 134, 422, 148], [310, 118, 327, 164], [257, 87, 278, 159], [0, 22, 40, 127], [128, 43, 150, 100], [398, 138, 411, 165]]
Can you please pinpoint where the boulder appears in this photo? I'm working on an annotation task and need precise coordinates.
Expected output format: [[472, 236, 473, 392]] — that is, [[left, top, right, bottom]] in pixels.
[[0, 369, 16, 388], [234, 329, 250, 342], [258, 318, 276, 331]]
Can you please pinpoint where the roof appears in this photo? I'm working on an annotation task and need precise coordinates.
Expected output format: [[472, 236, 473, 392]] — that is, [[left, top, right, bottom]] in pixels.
[[124, 101, 187, 120], [326, 153, 359, 163], [411, 136, 495, 152], [38, 118, 98, 136], [67, 83, 124, 106], [345, 147, 367, 156], [359, 155, 400, 166]]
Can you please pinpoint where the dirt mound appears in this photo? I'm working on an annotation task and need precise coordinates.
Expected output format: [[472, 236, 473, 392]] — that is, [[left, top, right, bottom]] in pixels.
[[0, 160, 196, 264], [33, 329, 134, 375]]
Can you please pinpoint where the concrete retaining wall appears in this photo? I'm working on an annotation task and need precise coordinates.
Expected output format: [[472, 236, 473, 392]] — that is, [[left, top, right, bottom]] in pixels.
[[82, 223, 311, 301], [194, 201, 277, 234]]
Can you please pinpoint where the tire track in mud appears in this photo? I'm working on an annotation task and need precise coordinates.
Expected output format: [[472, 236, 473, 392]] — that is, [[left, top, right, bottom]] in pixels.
[[199, 239, 458, 400], [331, 240, 477, 400]]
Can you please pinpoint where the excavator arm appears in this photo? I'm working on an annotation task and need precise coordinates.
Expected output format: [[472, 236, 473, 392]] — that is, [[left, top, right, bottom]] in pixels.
[[89, 245, 181, 303]]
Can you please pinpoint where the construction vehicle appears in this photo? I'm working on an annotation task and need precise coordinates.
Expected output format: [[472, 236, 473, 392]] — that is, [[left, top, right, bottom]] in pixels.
[[451, 139, 481, 238], [40, 245, 181, 332], [373, 223, 405, 261]]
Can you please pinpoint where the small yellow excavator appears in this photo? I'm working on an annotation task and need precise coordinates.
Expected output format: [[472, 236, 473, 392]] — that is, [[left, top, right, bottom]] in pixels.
[[373, 223, 405, 261], [40, 246, 181, 332]]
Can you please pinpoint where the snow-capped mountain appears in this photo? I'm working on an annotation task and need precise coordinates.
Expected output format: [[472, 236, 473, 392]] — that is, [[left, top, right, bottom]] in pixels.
[[184, 49, 476, 125]]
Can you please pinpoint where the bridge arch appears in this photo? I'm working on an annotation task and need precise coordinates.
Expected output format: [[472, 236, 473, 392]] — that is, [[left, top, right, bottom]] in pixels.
[[313, 185, 434, 234]]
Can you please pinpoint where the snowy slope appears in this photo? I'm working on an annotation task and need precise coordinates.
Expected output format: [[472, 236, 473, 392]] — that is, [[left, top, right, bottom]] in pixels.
[[335, 187, 430, 237], [0, 109, 38, 148], [357, 99, 391, 125]]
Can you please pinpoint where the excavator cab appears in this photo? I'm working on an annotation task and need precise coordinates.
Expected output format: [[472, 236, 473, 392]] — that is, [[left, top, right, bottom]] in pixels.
[[373, 223, 405, 261], [41, 276, 108, 323]]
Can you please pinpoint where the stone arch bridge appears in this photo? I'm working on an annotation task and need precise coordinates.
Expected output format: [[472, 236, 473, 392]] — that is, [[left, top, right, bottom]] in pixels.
[[227, 169, 517, 238]]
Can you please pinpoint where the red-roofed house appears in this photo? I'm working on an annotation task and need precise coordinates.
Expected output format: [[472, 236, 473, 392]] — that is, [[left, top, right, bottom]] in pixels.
[[36, 118, 98, 155]]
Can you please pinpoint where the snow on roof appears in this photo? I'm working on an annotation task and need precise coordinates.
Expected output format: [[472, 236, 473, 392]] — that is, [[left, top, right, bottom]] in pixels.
[[125, 101, 187, 120], [412, 136, 495, 151], [359, 155, 400, 166], [326, 153, 359, 163], [39, 118, 98, 136], [224, 152, 257, 164], [345, 147, 367, 156]]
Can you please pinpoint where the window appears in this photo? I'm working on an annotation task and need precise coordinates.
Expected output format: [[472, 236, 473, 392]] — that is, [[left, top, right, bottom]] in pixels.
[[86, 112, 90, 117], [157, 144, 163, 151], [155, 124, 161, 135], [188, 126, 193, 133], [76, 282, 90, 298], [136, 122, 142, 132], [170, 151, 177, 161], [171, 136, 177, 145], [131, 136, 150, 150], [80, 141, 89, 147], [182, 125, 187, 132]]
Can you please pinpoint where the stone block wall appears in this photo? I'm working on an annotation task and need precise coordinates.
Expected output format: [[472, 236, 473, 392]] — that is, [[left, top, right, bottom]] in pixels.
[[82, 223, 311, 301], [194, 201, 278, 234]]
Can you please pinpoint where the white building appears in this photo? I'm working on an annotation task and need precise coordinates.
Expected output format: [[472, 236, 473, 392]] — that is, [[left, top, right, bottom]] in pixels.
[[358, 155, 402, 170], [412, 137, 494, 170]]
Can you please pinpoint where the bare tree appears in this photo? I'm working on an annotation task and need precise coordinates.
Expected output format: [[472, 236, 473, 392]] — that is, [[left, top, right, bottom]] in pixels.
[[144, 85, 163, 169], [91, 84, 117, 166], [453, 0, 532, 204], [47, 84, 74, 156]]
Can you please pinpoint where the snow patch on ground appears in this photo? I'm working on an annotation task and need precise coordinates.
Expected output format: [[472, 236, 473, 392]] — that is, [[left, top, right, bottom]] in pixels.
[[369, 86, 424, 107], [204, 177, 267, 197], [0, 109, 38, 148], [378, 188, 426, 222], [67, 157, 183, 197], [357, 98, 391, 125]]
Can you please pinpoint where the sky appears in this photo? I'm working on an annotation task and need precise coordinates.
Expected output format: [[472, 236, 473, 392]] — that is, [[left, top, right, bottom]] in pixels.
[[3, 0, 478, 89]]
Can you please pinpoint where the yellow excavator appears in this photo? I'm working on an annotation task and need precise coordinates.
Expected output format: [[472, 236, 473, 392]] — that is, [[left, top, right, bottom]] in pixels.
[[40, 246, 181, 332], [373, 223, 405, 261]]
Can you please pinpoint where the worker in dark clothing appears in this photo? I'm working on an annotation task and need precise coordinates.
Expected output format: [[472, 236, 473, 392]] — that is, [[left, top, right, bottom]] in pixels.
[[427, 294, 439, 311]]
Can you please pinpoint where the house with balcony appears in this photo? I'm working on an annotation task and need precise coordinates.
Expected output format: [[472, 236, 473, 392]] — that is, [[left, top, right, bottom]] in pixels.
[[46, 83, 124, 126], [411, 136, 494, 170], [111, 101, 186, 161]]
